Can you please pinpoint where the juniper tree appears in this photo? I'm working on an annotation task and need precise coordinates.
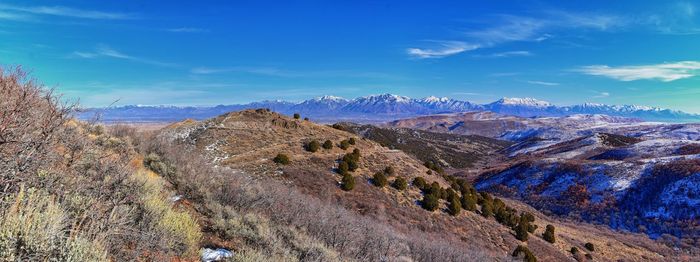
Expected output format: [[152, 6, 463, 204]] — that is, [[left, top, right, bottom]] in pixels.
[[306, 140, 320, 152], [392, 177, 407, 190], [422, 193, 439, 211], [322, 140, 333, 149], [543, 225, 556, 243], [461, 192, 477, 211], [341, 174, 355, 191], [413, 177, 427, 189], [372, 172, 388, 187], [339, 140, 350, 150], [447, 196, 462, 216], [273, 153, 290, 165], [515, 216, 531, 242], [512, 245, 537, 262]]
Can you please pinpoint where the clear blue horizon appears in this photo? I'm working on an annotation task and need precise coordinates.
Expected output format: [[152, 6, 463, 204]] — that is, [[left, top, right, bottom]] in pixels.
[[2, 1, 700, 112]]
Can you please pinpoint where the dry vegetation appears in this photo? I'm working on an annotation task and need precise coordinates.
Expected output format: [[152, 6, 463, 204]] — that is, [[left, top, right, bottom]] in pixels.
[[0, 66, 691, 261], [0, 67, 201, 260]]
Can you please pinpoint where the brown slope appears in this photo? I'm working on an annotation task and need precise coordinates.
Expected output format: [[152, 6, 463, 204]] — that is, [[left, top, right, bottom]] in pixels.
[[160, 109, 679, 261]]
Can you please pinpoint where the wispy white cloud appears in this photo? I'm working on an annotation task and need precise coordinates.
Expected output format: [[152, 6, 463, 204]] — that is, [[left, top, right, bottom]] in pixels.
[[526, 80, 560, 86], [191, 66, 294, 76], [167, 27, 209, 33], [0, 3, 134, 20], [0, 10, 33, 21], [407, 11, 625, 59], [466, 12, 626, 45], [577, 61, 700, 82], [483, 50, 533, 58], [72, 45, 178, 67], [645, 2, 700, 35], [593, 91, 610, 98], [488, 72, 520, 77], [406, 41, 480, 59]]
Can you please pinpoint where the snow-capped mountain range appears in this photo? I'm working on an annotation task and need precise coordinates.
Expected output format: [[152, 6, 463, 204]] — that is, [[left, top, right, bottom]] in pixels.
[[79, 93, 700, 123]]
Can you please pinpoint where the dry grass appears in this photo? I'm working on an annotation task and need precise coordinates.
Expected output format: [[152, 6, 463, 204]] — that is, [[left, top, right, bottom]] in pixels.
[[0, 67, 203, 261]]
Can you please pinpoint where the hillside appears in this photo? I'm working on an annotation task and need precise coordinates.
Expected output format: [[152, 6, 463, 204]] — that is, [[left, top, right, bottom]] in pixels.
[[475, 129, 700, 252], [333, 122, 512, 170], [1, 68, 693, 261], [154, 109, 682, 261]]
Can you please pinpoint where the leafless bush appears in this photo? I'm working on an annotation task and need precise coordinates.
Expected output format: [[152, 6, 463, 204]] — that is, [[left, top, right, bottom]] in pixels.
[[0, 67, 201, 260], [0, 66, 73, 191], [145, 137, 490, 261]]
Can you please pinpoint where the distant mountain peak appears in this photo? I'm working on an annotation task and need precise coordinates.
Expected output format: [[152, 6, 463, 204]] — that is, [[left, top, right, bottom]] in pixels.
[[422, 96, 450, 103], [358, 93, 412, 103], [492, 97, 552, 107], [313, 95, 348, 102]]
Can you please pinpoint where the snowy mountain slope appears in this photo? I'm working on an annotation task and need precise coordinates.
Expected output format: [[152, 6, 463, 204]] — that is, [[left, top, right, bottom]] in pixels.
[[474, 123, 700, 242]]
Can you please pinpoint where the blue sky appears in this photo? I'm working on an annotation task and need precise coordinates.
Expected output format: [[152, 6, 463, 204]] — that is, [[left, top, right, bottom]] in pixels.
[[2, 1, 700, 112]]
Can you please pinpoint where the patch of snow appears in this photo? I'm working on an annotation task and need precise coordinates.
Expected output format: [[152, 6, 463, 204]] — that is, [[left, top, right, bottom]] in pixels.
[[201, 248, 234, 262], [169, 195, 183, 202]]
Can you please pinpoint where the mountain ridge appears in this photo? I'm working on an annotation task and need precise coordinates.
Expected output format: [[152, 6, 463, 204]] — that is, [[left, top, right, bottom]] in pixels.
[[80, 93, 700, 123]]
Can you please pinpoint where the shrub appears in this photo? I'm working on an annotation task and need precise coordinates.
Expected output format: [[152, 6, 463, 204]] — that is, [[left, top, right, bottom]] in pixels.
[[337, 161, 349, 175], [348, 137, 356, 145], [304, 117, 309, 121], [346, 159, 359, 172], [341, 174, 355, 191], [372, 172, 388, 187], [480, 201, 494, 218], [413, 177, 427, 189], [384, 166, 395, 176], [423, 161, 444, 174], [0, 188, 109, 261], [143, 184, 202, 257], [584, 242, 595, 252], [323, 140, 333, 149], [512, 245, 536, 262], [570, 247, 579, 254], [339, 140, 350, 150], [447, 196, 461, 216], [421, 193, 439, 211], [341, 151, 361, 171], [515, 221, 530, 241], [585, 254, 593, 260], [424, 182, 441, 196], [392, 177, 407, 190], [543, 225, 556, 243], [273, 153, 290, 165], [293, 113, 300, 119], [352, 148, 361, 157], [461, 193, 477, 211], [514, 214, 533, 242], [331, 123, 345, 130], [306, 140, 321, 152]]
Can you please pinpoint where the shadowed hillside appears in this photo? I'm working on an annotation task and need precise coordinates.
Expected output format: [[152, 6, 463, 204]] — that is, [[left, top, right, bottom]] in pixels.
[[333, 122, 512, 169]]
